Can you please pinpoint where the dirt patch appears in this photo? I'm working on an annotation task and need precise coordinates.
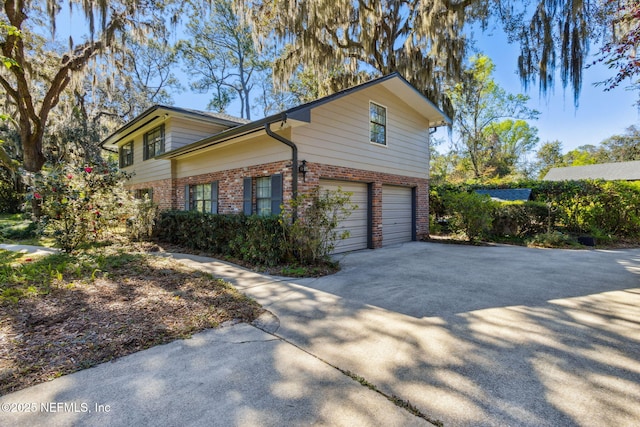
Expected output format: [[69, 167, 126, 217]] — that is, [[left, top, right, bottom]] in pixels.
[[0, 251, 264, 396]]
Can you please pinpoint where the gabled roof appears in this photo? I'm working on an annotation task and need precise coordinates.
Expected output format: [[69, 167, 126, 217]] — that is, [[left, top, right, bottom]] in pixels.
[[475, 189, 532, 202], [544, 161, 640, 181], [100, 105, 249, 149], [157, 72, 451, 160]]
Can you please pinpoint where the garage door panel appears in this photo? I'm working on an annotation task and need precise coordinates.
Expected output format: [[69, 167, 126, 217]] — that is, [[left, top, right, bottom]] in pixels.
[[382, 185, 413, 246], [319, 180, 369, 253]]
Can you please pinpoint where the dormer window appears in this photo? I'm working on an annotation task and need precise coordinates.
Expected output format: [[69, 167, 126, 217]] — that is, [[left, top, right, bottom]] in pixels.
[[143, 124, 165, 160]]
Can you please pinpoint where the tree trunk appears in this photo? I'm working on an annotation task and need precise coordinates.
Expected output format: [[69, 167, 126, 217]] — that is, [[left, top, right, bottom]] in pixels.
[[22, 131, 47, 173]]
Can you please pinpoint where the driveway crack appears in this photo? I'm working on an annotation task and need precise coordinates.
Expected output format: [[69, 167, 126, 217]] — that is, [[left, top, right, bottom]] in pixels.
[[252, 323, 443, 426]]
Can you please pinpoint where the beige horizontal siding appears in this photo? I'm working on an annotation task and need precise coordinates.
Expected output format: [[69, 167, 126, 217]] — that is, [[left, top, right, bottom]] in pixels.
[[168, 118, 231, 151], [120, 126, 171, 185], [175, 134, 290, 178], [294, 85, 430, 179]]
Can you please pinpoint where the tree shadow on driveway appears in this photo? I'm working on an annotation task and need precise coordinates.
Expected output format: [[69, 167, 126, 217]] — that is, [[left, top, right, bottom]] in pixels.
[[238, 242, 640, 426]]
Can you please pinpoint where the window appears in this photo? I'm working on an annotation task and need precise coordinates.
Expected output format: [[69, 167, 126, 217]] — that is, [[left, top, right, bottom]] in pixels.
[[243, 175, 282, 216], [256, 177, 272, 216], [134, 188, 153, 200], [185, 182, 218, 213], [369, 102, 387, 145], [143, 125, 165, 160], [119, 141, 133, 167]]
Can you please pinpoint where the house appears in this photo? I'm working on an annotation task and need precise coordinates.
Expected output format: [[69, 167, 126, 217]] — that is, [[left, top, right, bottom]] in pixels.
[[101, 73, 450, 252], [544, 160, 640, 181], [474, 189, 532, 202]]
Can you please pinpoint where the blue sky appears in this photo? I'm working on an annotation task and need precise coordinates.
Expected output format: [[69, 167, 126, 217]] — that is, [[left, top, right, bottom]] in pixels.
[[468, 31, 640, 153]]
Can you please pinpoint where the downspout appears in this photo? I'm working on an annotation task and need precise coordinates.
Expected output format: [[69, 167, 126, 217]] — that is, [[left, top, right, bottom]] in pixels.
[[265, 121, 298, 221]]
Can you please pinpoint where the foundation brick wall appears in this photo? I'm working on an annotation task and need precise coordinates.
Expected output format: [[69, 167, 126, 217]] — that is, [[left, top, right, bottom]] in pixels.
[[127, 179, 175, 211], [127, 160, 429, 249]]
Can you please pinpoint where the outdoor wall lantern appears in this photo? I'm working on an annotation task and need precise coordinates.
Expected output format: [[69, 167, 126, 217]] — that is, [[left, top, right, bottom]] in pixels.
[[298, 159, 309, 182]]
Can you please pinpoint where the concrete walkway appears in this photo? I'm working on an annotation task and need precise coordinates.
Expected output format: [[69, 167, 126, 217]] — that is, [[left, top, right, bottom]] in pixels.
[[2, 242, 640, 426]]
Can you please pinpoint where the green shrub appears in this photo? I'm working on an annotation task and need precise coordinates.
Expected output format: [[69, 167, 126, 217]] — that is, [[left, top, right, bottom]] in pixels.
[[155, 211, 287, 266], [24, 161, 146, 252], [282, 187, 356, 265], [230, 215, 286, 266], [432, 180, 640, 241], [1, 220, 37, 240], [0, 178, 22, 213], [443, 191, 495, 241], [127, 195, 158, 241], [491, 201, 550, 237], [527, 231, 577, 248], [155, 188, 355, 267]]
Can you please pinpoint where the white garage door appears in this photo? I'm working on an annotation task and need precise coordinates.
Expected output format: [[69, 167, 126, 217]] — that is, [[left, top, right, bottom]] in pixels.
[[319, 180, 368, 253], [382, 185, 413, 246]]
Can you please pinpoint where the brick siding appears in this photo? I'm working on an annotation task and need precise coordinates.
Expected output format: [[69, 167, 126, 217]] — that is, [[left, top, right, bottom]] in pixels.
[[126, 160, 429, 249]]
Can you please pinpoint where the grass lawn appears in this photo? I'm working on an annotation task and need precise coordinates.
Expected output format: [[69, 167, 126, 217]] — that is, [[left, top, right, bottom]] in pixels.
[[0, 244, 264, 396]]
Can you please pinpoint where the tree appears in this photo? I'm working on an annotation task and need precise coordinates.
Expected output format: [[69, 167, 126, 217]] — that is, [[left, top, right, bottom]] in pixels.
[[564, 144, 599, 166], [482, 119, 539, 177], [179, 0, 266, 119], [450, 55, 539, 180], [594, 0, 640, 91], [0, 1, 178, 173], [535, 140, 565, 178], [245, 0, 605, 114], [598, 125, 640, 161]]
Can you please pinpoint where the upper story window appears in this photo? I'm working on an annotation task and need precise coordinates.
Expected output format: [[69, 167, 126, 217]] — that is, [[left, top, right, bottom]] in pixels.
[[143, 124, 165, 160], [119, 141, 134, 168], [369, 102, 387, 146]]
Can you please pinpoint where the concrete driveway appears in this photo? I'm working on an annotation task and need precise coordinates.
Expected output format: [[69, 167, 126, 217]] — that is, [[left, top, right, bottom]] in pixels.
[[236, 242, 640, 426]]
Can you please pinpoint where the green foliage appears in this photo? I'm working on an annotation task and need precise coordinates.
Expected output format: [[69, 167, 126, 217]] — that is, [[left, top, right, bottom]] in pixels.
[[155, 211, 286, 266], [24, 161, 153, 252], [448, 55, 539, 182], [491, 201, 550, 237], [0, 177, 22, 213], [282, 187, 356, 264], [155, 188, 356, 267], [126, 196, 158, 241], [431, 180, 640, 245], [527, 231, 577, 248], [442, 191, 495, 241]]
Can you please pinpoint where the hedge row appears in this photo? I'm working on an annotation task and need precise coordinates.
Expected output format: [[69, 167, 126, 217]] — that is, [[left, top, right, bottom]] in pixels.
[[431, 180, 640, 240], [155, 211, 286, 266]]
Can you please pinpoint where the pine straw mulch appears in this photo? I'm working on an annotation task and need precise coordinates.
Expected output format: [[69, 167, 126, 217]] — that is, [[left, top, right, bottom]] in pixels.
[[0, 246, 264, 396]]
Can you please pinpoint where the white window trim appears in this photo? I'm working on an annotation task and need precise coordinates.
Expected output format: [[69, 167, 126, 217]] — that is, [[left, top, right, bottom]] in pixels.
[[369, 100, 388, 148]]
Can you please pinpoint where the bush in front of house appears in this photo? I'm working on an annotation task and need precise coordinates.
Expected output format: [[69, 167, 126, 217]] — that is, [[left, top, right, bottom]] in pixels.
[[281, 186, 355, 264], [24, 161, 156, 252], [155, 188, 356, 267], [156, 211, 291, 266]]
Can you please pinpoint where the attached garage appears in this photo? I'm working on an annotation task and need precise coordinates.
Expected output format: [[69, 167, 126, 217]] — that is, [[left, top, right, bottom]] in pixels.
[[382, 185, 414, 246], [319, 179, 369, 253]]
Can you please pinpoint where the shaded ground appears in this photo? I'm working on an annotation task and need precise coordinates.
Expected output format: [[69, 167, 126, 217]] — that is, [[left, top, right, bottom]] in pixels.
[[0, 246, 264, 396]]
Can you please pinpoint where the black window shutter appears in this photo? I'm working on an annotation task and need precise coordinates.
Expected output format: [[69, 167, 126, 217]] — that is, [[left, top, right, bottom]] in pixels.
[[211, 181, 218, 214], [243, 177, 252, 214], [159, 124, 165, 154], [184, 185, 190, 211], [271, 174, 283, 215]]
